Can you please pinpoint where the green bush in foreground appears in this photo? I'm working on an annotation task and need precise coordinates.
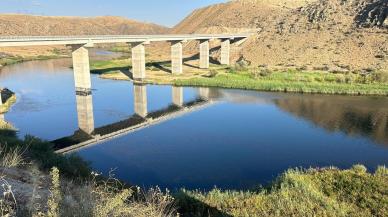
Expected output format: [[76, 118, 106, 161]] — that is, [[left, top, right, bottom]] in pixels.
[[176, 165, 388, 217]]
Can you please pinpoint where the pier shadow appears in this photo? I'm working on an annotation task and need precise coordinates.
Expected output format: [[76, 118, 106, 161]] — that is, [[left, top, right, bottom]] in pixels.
[[91, 44, 223, 76], [91, 67, 133, 79]]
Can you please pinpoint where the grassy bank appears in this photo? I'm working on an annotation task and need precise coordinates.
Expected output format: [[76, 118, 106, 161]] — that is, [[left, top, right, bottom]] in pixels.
[[175, 69, 388, 96], [0, 127, 176, 216], [176, 165, 388, 217], [0, 53, 68, 69], [89, 57, 388, 96]]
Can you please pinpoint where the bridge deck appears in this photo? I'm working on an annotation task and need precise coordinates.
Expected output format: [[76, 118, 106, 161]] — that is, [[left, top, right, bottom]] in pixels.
[[0, 34, 250, 47]]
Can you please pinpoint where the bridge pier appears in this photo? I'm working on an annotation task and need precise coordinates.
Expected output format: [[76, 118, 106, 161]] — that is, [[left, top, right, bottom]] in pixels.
[[76, 92, 95, 134], [131, 42, 146, 81], [199, 40, 210, 69], [172, 86, 184, 107], [171, 41, 183, 75], [220, 39, 230, 65], [71, 45, 92, 93], [134, 84, 148, 118]]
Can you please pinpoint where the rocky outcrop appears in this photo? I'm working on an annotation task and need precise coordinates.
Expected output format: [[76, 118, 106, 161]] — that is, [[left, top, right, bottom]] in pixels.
[[355, 0, 388, 27]]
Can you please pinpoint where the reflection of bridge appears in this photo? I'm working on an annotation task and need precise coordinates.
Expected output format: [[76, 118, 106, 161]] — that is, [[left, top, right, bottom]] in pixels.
[[53, 85, 216, 154], [0, 34, 249, 92]]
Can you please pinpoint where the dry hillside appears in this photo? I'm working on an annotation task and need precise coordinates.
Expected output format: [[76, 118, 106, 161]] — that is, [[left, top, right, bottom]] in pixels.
[[0, 14, 168, 36], [173, 0, 388, 72], [0, 15, 169, 61]]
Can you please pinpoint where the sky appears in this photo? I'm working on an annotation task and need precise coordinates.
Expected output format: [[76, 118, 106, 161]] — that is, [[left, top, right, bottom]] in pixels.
[[0, 0, 227, 27]]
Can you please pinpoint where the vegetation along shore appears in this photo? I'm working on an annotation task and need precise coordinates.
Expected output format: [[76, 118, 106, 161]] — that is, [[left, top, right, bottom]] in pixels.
[[90, 57, 388, 96]]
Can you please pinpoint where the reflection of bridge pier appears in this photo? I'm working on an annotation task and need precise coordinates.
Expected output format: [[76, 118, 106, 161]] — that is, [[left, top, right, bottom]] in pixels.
[[76, 92, 95, 134], [134, 84, 148, 118], [199, 87, 210, 100], [54, 94, 217, 154], [172, 86, 184, 107]]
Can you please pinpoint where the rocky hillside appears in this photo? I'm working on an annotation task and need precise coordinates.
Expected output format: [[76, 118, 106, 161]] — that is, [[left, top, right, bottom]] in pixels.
[[0, 15, 169, 36], [173, 0, 388, 72]]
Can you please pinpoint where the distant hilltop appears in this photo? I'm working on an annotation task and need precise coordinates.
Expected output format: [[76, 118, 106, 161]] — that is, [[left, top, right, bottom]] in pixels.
[[0, 15, 169, 36], [172, 0, 388, 72]]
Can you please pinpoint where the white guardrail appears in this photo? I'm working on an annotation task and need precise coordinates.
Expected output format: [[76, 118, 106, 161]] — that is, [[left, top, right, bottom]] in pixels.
[[0, 34, 251, 47]]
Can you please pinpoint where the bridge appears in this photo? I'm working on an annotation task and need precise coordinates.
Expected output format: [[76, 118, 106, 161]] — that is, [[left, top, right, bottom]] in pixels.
[[52, 86, 218, 154], [0, 34, 249, 92]]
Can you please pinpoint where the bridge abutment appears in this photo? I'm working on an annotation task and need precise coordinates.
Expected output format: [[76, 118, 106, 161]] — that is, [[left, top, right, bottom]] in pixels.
[[171, 41, 183, 75], [199, 40, 210, 69], [131, 42, 146, 81], [221, 39, 231, 65], [71, 45, 92, 93], [134, 84, 148, 118], [172, 86, 184, 107]]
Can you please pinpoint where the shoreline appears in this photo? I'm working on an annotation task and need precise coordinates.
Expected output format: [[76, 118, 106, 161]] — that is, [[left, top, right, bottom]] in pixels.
[[90, 61, 388, 97]]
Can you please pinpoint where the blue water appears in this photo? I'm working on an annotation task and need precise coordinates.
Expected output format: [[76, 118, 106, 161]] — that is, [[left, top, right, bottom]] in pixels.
[[1, 57, 387, 190]]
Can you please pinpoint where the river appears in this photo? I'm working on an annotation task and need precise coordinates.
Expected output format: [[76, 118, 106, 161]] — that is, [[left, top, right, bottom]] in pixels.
[[1, 51, 387, 190]]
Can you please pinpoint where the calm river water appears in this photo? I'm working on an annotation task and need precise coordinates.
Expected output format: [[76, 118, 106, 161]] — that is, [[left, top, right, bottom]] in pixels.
[[1, 52, 387, 190]]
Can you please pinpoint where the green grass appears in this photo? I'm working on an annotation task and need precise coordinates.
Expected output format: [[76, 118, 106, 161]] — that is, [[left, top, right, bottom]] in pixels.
[[109, 45, 131, 53], [90, 58, 173, 74], [175, 165, 388, 217], [175, 69, 388, 96], [0, 54, 67, 68]]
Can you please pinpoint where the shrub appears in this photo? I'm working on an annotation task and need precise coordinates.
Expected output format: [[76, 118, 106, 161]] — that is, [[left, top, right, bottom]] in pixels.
[[335, 74, 346, 83]]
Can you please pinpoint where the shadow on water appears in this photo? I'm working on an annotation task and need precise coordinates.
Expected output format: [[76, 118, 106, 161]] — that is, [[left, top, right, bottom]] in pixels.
[[273, 94, 388, 146]]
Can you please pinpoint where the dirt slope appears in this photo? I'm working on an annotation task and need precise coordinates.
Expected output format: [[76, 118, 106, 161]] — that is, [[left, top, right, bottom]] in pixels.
[[0, 14, 169, 36], [173, 0, 388, 72]]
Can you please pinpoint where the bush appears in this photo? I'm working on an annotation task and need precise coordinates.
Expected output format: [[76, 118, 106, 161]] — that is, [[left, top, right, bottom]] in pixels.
[[371, 71, 388, 83], [335, 74, 346, 83]]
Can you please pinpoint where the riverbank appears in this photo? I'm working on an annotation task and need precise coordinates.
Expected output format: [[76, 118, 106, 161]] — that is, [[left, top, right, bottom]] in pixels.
[[90, 58, 388, 96], [0, 46, 70, 70], [0, 127, 386, 216]]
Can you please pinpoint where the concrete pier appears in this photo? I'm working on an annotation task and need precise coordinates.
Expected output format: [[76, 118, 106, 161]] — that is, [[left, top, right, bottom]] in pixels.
[[131, 42, 146, 81], [76, 92, 95, 134], [199, 40, 210, 69], [172, 86, 184, 107], [134, 84, 148, 118], [221, 39, 230, 65], [71, 45, 92, 92], [171, 41, 183, 74]]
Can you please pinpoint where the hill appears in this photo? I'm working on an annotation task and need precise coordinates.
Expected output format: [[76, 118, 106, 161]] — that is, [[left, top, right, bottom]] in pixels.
[[173, 0, 388, 72], [0, 14, 169, 36]]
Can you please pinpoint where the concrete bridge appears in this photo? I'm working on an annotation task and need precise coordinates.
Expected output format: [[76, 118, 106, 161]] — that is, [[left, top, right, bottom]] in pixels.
[[0, 34, 249, 92], [52, 85, 217, 154]]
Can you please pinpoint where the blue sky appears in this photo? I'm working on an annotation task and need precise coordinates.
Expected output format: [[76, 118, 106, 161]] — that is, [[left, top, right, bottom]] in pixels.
[[0, 0, 227, 27]]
